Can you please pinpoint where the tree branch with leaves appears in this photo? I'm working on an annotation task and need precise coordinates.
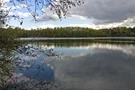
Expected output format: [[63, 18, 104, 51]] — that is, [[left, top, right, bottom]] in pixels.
[[0, 0, 84, 26]]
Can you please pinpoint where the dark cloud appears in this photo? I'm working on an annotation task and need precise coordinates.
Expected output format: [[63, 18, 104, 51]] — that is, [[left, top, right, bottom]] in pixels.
[[70, 0, 135, 25]]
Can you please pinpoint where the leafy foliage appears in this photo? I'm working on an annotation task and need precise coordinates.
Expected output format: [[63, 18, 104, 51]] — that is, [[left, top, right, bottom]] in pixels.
[[2, 26, 135, 38], [0, 27, 21, 43], [1, 27, 135, 40], [16, 0, 84, 19], [0, 41, 59, 90], [0, 0, 84, 26]]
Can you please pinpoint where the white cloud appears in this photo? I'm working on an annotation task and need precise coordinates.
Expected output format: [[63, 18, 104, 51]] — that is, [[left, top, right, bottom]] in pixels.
[[29, 24, 59, 30], [68, 22, 126, 29], [35, 11, 87, 22], [11, 6, 21, 10], [34, 7, 59, 22], [20, 4, 29, 8], [10, 4, 29, 10], [9, 11, 30, 17], [68, 24, 93, 28], [1, 0, 30, 18], [68, 23, 118, 29], [67, 14, 87, 20], [17, 12, 30, 17], [35, 14, 59, 22], [2, 0, 9, 3]]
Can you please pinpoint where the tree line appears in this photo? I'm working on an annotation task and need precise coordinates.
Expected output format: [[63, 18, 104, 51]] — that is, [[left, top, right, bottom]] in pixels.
[[0, 26, 135, 40]]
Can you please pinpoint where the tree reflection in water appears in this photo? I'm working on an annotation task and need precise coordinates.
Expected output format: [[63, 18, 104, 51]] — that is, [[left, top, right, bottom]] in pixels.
[[0, 42, 59, 90]]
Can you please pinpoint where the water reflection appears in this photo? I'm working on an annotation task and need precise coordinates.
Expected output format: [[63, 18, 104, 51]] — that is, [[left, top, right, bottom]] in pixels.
[[29, 40, 135, 56], [0, 42, 58, 90], [34, 40, 135, 90], [1, 40, 135, 90], [46, 49, 135, 90]]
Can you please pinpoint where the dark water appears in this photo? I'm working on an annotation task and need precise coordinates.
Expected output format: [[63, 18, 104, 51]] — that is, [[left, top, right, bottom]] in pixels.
[[1, 39, 135, 90]]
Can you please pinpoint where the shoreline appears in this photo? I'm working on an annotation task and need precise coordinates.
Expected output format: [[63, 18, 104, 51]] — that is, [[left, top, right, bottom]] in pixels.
[[19, 37, 135, 40]]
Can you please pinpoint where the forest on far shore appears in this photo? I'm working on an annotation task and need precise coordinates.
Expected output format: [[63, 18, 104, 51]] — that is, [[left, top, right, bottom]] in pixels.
[[0, 26, 135, 41]]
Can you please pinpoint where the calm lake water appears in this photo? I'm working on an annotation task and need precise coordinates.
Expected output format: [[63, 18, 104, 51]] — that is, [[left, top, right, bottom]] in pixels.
[[1, 39, 135, 90]]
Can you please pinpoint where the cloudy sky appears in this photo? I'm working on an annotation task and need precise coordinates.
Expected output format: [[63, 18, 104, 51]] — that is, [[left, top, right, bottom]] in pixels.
[[5, 0, 135, 29]]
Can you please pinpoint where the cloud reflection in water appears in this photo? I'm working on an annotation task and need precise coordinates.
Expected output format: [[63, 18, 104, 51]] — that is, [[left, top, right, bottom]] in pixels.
[[46, 43, 135, 90]]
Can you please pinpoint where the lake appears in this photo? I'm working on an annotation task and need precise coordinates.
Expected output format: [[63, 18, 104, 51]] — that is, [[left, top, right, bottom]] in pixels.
[[1, 39, 135, 90]]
